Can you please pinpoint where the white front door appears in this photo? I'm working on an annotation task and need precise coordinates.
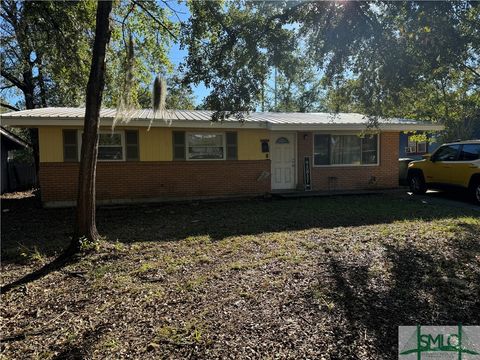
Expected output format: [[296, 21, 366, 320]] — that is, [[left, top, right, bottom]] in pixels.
[[271, 133, 296, 190]]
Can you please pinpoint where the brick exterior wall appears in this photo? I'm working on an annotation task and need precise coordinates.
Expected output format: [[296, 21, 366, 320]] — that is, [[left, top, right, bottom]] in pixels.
[[39, 131, 399, 205], [296, 132, 399, 191], [39, 160, 271, 205]]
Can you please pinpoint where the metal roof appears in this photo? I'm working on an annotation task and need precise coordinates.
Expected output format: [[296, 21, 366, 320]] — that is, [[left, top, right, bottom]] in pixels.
[[0, 107, 444, 131]]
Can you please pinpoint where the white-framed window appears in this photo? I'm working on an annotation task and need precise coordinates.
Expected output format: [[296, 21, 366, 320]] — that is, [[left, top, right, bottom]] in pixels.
[[79, 131, 125, 161], [406, 136, 427, 154], [98, 132, 124, 161], [186, 132, 225, 160], [416, 142, 427, 153], [313, 133, 379, 166]]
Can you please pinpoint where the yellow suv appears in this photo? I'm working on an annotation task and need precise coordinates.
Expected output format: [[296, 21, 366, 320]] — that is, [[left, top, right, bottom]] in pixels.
[[407, 140, 480, 204]]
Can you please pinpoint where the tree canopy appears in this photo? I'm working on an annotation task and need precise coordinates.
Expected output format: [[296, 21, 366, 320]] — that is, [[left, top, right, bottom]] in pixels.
[[2, 1, 479, 139], [1, 0, 95, 108], [0, 0, 193, 110], [183, 0, 479, 138]]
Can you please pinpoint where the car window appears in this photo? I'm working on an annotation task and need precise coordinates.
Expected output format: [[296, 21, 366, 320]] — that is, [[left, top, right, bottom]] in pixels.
[[459, 144, 480, 161], [432, 144, 460, 161]]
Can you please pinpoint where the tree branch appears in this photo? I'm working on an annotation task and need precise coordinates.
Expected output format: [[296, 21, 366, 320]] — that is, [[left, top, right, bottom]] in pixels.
[[160, 0, 184, 24], [0, 102, 20, 111], [458, 61, 480, 80], [1, 69, 26, 91], [205, 2, 235, 40], [131, 0, 178, 40]]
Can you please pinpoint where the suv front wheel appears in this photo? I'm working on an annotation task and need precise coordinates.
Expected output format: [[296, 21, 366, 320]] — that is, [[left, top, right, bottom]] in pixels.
[[408, 172, 427, 195]]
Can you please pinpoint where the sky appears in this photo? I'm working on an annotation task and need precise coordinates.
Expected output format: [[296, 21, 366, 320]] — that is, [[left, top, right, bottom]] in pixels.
[[165, 1, 210, 105], [168, 42, 210, 106]]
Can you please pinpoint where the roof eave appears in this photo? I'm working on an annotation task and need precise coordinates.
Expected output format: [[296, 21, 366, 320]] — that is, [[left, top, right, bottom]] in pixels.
[[268, 123, 445, 131], [0, 117, 269, 129], [1, 117, 445, 132]]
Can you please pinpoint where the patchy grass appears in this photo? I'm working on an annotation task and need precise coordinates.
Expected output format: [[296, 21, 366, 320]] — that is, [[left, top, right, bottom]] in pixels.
[[1, 192, 479, 359]]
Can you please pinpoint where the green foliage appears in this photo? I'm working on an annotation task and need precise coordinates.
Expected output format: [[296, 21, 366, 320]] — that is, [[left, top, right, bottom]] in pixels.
[[103, 0, 178, 109], [1, 0, 96, 108], [267, 54, 326, 112], [19, 245, 45, 264], [183, 1, 479, 135], [1, 0, 178, 109], [3, 127, 34, 164], [182, 0, 299, 111]]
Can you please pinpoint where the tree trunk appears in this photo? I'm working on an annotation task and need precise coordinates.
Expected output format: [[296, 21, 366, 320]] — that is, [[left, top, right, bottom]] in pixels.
[[23, 72, 41, 184], [69, 0, 113, 252]]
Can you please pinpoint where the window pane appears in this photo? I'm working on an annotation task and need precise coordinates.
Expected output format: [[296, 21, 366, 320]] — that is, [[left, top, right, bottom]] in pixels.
[[276, 137, 290, 144], [173, 131, 186, 160], [188, 146, 224, 159], [63, 130, 78, 161], [407, 137, 416, 148], [417, 142, 427, 153], [99, 133, 121, 146], [331, 135, 361, 165], [460, 144, 480, 161], [314, 135, 329, 165], [187, 133, 224, 160], [188, 133, 223, 147], [432, 145, 460, 161], [98, 146, 123, 160], [362, 135, 378, 164]]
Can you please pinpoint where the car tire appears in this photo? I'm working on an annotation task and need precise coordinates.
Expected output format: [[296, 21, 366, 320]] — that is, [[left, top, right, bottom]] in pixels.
[[409, 173, 427, 195], [470, 180, 480, 205]]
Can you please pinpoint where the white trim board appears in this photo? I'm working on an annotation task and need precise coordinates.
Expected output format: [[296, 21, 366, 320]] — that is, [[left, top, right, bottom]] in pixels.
[[1, 117, 444, 132]]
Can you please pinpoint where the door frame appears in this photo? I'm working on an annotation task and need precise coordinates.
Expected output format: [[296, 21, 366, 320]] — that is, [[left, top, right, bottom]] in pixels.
[[270, 132, 297, 190]]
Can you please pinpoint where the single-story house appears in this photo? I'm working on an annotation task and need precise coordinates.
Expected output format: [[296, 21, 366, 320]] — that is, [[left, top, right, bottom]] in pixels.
[[1, 107, 443, 207]]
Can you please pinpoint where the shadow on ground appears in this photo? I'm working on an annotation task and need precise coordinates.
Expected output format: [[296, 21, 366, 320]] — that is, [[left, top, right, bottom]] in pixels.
[[1, 190, 479, 263], [308, 226, 480, 358], [1, 191, 479, 358], [412, 189, 479, 210]]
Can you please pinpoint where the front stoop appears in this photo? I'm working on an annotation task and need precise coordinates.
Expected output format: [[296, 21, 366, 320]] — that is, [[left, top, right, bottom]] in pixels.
[[270, 187, 408, 199]]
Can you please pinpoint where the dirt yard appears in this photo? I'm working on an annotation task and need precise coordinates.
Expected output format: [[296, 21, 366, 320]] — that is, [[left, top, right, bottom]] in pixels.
[[1, 190, 479, 359]]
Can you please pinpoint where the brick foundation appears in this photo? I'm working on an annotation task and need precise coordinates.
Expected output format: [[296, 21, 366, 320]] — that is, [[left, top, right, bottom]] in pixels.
[[296, 132, 399, 191], [39, 160, 271, 206]]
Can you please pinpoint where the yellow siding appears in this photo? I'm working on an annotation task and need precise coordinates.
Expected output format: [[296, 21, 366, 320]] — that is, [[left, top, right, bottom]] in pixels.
[[138, 127, 269, 161], [38, 126, 269, 162], [238, 129, 270, 160], [138, 128, 172, 161], [39, 127, 63, 162], [139, 127, 172, 161]]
